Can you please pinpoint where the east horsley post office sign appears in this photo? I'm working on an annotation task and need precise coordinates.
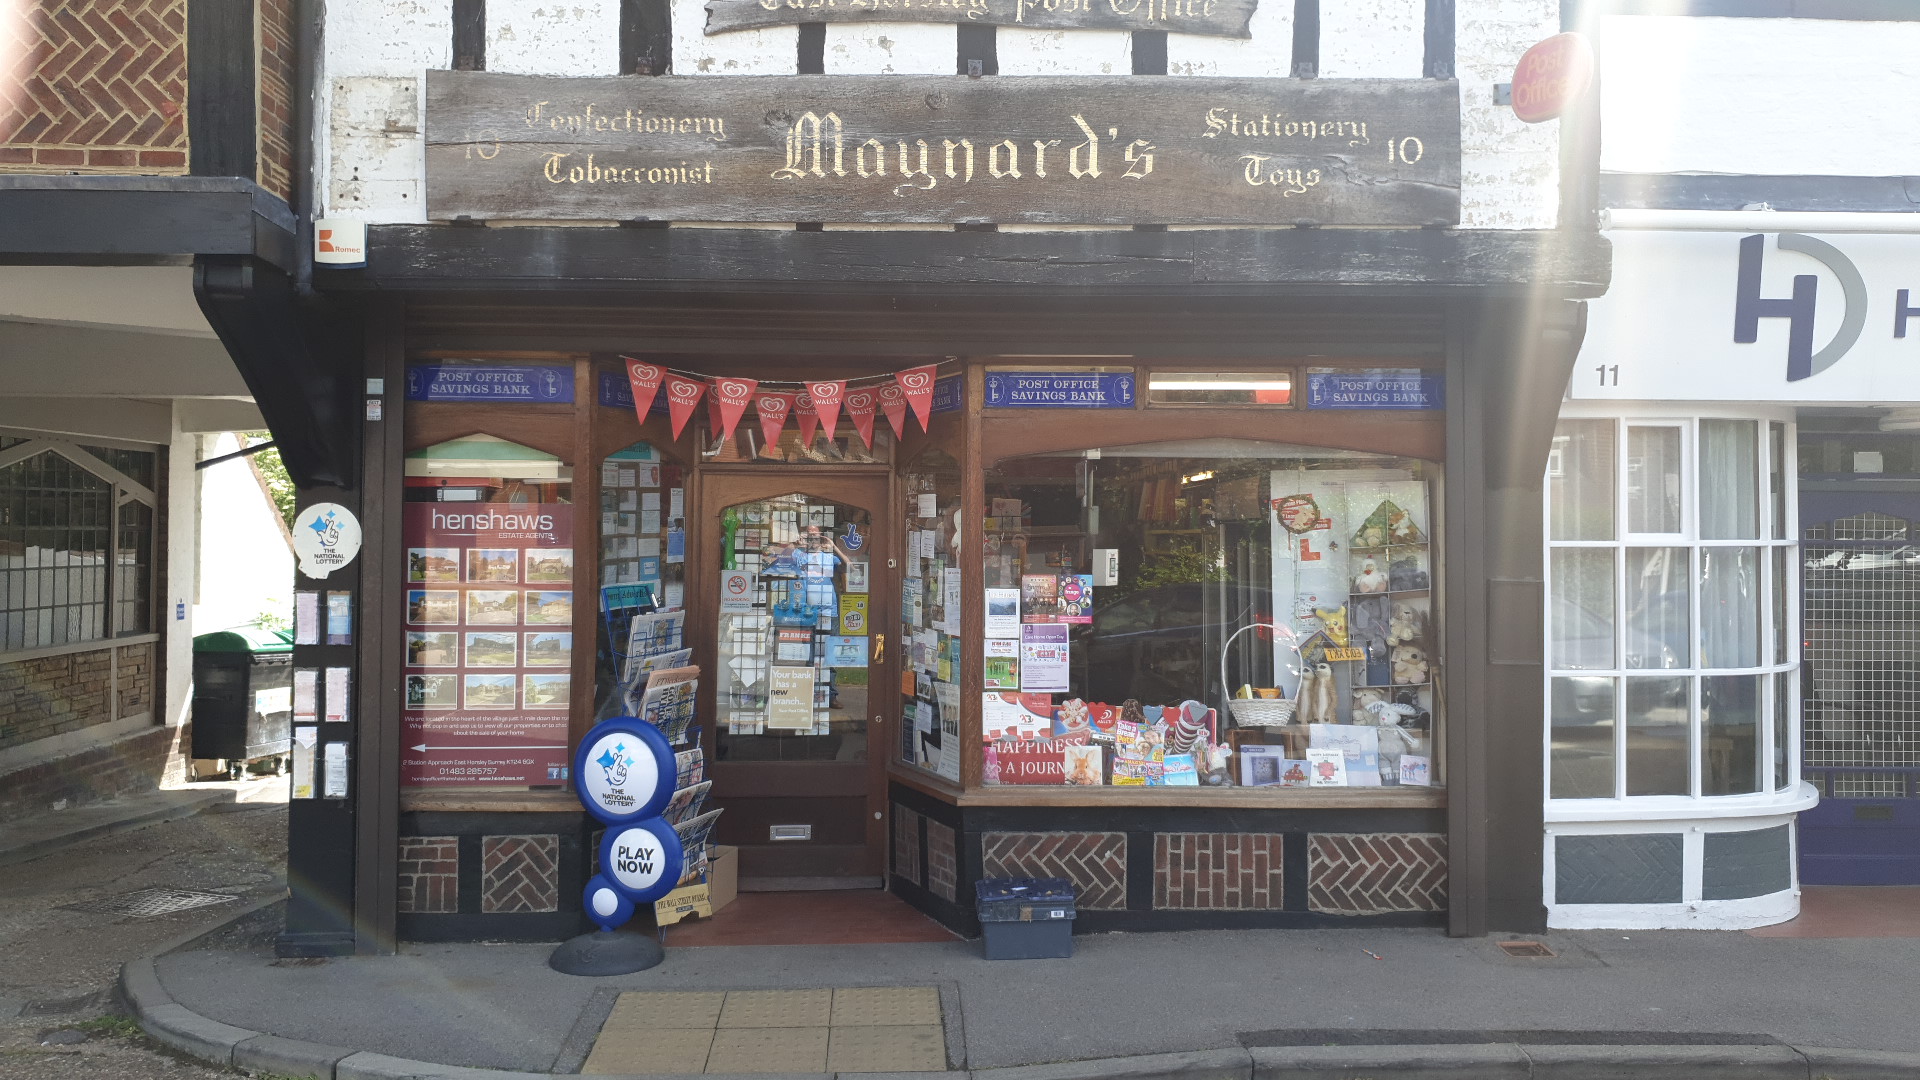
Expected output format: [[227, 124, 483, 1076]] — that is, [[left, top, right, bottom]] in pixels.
[[425, 72, 1460, 227]]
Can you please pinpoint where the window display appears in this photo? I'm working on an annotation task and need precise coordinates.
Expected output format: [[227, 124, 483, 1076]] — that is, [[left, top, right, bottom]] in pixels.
[[900, 450, 962, 782], [981, 439, 1441, 791]]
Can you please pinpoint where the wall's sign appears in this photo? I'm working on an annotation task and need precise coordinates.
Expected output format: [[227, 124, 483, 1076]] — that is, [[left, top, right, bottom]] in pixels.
[[425, 72, 1460, 226], [1304, 368, 1443, 410], [706, 0, 1257, 38], [984, 371, 1135, 408], [407, 363, 574, 402]]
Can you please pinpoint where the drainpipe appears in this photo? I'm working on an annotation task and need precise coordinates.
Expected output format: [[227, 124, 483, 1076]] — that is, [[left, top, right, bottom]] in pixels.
[[292, 0, 319, 295]]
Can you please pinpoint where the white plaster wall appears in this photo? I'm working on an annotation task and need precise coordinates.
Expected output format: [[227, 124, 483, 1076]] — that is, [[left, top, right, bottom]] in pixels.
[[673, 0, 795, 73], [1320, 0, 1423, 79], [997, 28, 1129, 76], [825, 24, 955, 74], [192, 433, 296, 635], [1600, 16, 1920, 177], [1166, 3, 1290, 78], [163, 415, 199, 731], [1457, 0, 1559, 229], [318, 0, 451, 221], [489, 0, 621, 74]]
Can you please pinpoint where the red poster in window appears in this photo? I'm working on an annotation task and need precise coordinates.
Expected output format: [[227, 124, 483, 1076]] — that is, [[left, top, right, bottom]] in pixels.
[[844, 387, 878, 448], [401, 502, 574, 787]]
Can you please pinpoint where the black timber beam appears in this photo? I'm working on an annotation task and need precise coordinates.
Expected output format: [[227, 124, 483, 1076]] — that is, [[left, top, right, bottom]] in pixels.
[[323, 225, 1611, 298], [193, 256, 359, 489], [0, 177, 296, 271]]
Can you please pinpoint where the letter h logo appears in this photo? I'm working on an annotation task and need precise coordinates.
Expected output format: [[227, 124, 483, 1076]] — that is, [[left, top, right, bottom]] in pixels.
[[1732, 232, 1866, 383]]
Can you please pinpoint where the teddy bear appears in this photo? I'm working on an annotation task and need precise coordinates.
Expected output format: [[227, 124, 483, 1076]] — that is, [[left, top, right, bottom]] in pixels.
[[1391, 644, 1430, 685], [1353, 558, 1389, 594], [1350, 686, 1390, 725], [1387, 603, 1427, 649], [1388, 556, 1429, 592]]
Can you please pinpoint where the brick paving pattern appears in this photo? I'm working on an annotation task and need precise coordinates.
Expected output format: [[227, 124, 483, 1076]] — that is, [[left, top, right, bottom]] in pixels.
[[0, 0, 190, 170], [396, 835, 458, 914], [1307, 832, 1448, 914], [481, 834, 559, 913], [980, 831, 1126, 910], [1154, 832, 1286, 910]]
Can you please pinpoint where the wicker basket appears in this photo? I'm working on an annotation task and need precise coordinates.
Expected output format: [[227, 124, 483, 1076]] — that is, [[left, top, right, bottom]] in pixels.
[[1219, 623, 1301, 728]]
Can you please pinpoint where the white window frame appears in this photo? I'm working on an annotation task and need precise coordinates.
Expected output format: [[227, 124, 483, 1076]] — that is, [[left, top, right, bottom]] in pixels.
[[1545, 407, 1802, 817]]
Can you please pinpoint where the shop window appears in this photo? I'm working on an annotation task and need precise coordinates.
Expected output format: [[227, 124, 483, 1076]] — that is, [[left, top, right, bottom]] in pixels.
[[981, 439, 1440, 791], [400, 436, 577, 789], [0, 436, 158, 653], [714, 493, 874, 761], [701, 412, 894, 465], [901, 450, 962, 781], [1546, 416, 1798, 802], [597, 442, 687, 610]]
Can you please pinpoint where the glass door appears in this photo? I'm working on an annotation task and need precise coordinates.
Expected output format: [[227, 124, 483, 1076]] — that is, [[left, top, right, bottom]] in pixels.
[[700, 473, 891, 885]]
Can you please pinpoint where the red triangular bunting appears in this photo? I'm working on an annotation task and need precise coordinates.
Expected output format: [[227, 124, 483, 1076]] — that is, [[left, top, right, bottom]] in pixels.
[[895, 365, 938, 432], [712, 377, 757, 443], [807, 380, 845, 442], [795, 389, 819, 446], [877, 382, 908, 439], [756, 392, 794, 447], [844, 387, 878, 449], [624, 357, 666, 425], [664, 374, 706, 440]]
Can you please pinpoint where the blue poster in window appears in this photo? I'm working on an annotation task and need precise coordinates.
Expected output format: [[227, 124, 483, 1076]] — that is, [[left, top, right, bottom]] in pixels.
[[983, 372, 1135, 409], [1305, 369, 1443, 410], [932, 376, 963, 414], [597, 372, 669, 412], [406, 364, 574, 403]]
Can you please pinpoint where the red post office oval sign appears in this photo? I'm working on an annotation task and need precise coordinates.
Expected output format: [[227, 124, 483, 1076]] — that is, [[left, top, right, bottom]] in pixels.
[[1511, 32, 1595, 124]]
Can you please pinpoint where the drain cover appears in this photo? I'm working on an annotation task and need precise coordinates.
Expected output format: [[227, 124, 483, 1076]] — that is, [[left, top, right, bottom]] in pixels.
[[60, 888, 239, 919], [1497, 941, 1556, 958]]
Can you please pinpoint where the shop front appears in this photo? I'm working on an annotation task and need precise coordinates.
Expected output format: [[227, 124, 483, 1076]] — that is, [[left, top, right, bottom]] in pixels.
[[273, 66, 1609, 954]]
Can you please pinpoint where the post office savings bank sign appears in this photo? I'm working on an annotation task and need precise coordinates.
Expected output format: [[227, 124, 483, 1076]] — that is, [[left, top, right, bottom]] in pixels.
[[1577, 229, 1920, 403]]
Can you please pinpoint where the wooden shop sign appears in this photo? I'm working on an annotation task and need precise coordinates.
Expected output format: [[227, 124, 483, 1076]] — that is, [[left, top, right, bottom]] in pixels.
[[425, 71, 1460, 226], [705, 0, 1257, 38]]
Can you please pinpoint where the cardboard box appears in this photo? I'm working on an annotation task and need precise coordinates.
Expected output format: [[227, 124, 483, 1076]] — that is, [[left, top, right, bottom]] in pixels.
[[654, 880, 712, 927], [707, 844, 737, 915]]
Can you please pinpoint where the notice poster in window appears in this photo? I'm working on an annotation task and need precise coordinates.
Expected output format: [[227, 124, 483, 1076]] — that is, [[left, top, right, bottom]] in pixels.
[[294, 591, 321, 645], [291, 726, 317, 799], [1021, 575, 1061, 622], [400, 501, 573, 786], [983, 639, 1019, 690], [838, 593, 869, 635], [1057, 575, 1094, 623], [767, 666, 816, 731], [1019, 623, 1070, 693], [983, 588, 1021, 638]]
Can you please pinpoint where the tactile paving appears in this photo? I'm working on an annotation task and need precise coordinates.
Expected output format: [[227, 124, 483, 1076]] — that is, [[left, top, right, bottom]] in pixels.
[[605, 990, 727, 1029], [827, 1024, 947, 1073], [717, 988, 833, 1029], [704, 1025, 829, 1073], [831, 986, 942, 1027], [582, 1026, 714, 1075]]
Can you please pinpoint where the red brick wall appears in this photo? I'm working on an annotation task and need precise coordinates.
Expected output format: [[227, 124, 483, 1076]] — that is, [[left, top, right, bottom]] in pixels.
[[255, 0, 295, 199], [0, 0, 190, 173], [397, 836, 459, 913], [1153, 833, 1286, 910], [0, 721, 184, 821], [980, 831, 1127, 910]]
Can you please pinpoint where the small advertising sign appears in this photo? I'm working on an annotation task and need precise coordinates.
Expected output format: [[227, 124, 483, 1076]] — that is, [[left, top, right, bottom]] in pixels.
[[984, 372, 1136, 409], [1304, 369, 1444, 411], [405, 363, 574, 402]]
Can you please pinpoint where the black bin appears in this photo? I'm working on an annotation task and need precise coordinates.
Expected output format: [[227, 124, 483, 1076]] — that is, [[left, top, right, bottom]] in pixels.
[[191, 626, 294, 764], [975, 877, 1076, 960]]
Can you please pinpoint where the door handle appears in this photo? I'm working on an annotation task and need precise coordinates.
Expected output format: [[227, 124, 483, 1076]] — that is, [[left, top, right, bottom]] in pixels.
[[873, 633, 886, 664]]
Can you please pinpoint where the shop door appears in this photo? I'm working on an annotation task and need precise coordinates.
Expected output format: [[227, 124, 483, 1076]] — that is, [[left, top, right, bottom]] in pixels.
[[1799, 493, 1920, 885], [701, 473, 891, 886]]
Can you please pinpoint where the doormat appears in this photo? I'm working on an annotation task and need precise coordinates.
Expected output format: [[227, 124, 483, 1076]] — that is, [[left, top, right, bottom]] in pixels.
[[583, 987, 947, 1075], [59, 888, 239, 919]]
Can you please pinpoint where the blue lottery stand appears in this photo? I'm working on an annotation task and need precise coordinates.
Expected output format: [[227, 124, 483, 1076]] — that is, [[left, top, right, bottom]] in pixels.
[[550, 717, 686, 976]]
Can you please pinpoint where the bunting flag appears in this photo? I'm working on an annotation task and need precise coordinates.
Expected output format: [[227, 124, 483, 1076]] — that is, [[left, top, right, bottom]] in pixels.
[[664, 374, 706, 440], [756, 392, 794, 447], [795, 388, 819, 446], [624, 358, 666, 425], [877, 382, 908, 439], [807, 380, 846, 442], [712, 377, 757, 443], [844, 387, 878, 449], [895, 364, 938, 431], [706, 390, 723, 434]]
